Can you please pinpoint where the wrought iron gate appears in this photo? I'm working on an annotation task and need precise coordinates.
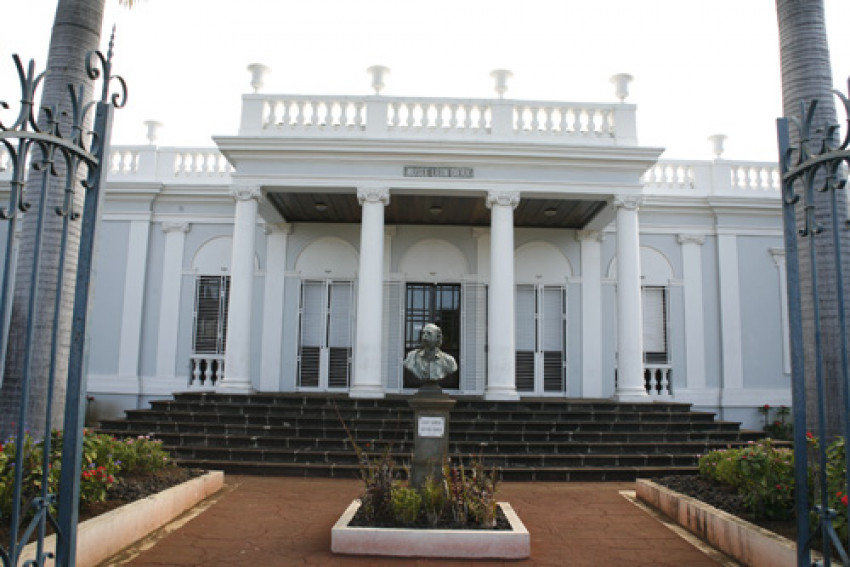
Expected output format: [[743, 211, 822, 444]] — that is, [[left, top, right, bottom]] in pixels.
[[778, 82, 850, 566], [0, 36, 124, 567]]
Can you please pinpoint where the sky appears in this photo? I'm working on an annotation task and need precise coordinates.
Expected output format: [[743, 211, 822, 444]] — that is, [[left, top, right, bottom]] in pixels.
[[2, 0, 850, 162]]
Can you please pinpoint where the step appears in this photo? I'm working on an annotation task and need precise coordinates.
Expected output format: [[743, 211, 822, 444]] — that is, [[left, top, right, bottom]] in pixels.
[[98, 393, 754, 482]]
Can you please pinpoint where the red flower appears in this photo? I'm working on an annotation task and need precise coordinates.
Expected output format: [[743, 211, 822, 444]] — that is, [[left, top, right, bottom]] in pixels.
[[843, 495, 849, 507], [806, 432, 814, 440], [763, 404, 771, 409]]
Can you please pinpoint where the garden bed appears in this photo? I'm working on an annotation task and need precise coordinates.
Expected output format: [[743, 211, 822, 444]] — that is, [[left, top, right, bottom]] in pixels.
[[637, 478, 818, 567], [332, 499, 530, 559], [14, 470, 223, 566]]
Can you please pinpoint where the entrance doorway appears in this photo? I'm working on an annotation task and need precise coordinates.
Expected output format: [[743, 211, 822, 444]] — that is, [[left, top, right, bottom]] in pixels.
[[297, 280, 354, 390], [515, 284, 566, 395], [404, 283, 461, 389]]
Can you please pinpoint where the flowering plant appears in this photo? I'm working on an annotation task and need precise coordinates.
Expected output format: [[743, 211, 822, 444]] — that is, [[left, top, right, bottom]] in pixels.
[[699, 435, 848, 539], [0, 428, 175, 524], [699, 439, 795, 519]]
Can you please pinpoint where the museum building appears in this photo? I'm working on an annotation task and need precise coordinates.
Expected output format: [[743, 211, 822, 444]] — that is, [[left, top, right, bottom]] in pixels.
[[51, 70, 789, 429]]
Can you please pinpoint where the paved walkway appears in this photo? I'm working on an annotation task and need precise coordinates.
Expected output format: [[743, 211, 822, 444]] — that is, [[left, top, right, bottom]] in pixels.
[[107, 476, 735, 566]]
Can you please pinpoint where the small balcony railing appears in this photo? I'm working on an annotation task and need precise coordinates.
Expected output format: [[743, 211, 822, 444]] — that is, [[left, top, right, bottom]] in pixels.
[[644, 364, 672, 396], [236, 94, 637, 146], [189, 354, 224, 389]]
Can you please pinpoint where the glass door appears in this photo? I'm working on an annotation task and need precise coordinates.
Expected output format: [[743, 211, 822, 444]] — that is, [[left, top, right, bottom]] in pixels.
[[404, 283, 461, 389]]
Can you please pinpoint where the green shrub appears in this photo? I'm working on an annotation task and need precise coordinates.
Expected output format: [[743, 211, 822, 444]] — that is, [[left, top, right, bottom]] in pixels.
[[699, 434, 850, 538], [816, 436, 848, 542], [699, 439, 794, 520], [420, 474, 446, 527], [391, 484, 422, 525]]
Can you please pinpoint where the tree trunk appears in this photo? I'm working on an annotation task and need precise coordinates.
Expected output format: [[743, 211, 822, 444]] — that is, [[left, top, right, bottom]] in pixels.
[[775, 0, 848, 441], [0, 0, 105, 439]]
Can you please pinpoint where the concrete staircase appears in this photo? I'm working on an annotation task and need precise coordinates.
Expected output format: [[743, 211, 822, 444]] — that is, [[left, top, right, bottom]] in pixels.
[[97, 392, 765, 481]]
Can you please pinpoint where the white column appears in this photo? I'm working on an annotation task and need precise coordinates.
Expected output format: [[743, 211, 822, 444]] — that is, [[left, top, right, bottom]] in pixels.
[[259, 222, 291, 392], [613, 196, 648, 401], [118, 218, 152, 380], [219, 185, 262, 394], [577, 230, 604, 398], [485, 191, 520, 400], [155, 222, 189, 379], [770, 248, 791, 375], [718, 233, 744, 392], [678, 234, 707, 391], [350, 186, 389, 398]]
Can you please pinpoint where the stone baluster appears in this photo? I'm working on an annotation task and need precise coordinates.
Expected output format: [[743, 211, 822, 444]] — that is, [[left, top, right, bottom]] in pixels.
[[281, 100, 291, 128]]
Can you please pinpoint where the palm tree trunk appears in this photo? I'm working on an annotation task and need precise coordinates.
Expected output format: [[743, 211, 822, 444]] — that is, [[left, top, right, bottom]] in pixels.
[[775, 0, 848, 440], [0, 0, 105, 439]]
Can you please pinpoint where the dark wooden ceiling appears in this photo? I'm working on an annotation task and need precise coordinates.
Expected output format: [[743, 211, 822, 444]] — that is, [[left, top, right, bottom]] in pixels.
[[266, 191, 607, 229]]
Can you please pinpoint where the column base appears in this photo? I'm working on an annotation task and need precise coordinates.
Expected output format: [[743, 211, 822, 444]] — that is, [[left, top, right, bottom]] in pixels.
[[611, 389, 651, 403], [484, 387, 520, 401], [349, 385, 385, 399], [216, 380, 255, 395]]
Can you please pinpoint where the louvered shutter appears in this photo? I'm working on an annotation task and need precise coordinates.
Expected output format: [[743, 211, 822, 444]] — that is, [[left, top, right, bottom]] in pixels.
[[327, 281, 353, 388], [383, 281, 404, 391], [460, 282, 487, 394], [542, 286, 565, 393], [643, 286, 668, 363], [218, 277, 230, 354], [515, 285, 536, 392], [298, 280, 324, 387], [193, 276, 229, 355]]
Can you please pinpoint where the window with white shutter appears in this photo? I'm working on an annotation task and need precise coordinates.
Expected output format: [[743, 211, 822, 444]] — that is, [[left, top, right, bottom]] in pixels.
[[298, 279, 353, 389], [514, 284, 566, 394], [192, 276, 230, 355]]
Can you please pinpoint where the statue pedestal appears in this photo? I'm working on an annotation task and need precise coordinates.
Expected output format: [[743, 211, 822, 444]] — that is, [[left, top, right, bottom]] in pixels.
[[408, 383, 456, 488]]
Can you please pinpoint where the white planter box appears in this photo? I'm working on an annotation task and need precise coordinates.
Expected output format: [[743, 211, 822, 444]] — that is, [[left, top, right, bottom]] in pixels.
[[636, 478, 822, 567], [20, 470, 224, 567], [331, 500, 530, 559]]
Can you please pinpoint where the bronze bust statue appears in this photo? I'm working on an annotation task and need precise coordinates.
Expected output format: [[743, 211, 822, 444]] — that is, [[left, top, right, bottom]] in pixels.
[[403, 323, 458, 383]]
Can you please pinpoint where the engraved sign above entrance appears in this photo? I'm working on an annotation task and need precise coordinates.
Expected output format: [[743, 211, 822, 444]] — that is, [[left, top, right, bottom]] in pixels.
[[404, 166, 474, 179]]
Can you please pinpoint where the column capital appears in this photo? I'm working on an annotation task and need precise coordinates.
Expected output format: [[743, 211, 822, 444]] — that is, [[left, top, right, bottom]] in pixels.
[[486, 191, 520, 210], [264, 222, 292, 235], [576, 229, 604, 243], [613, 195, 643, 211], [231, 185, 263, 202], [676, 234, 705, 246], [161, 221, 190, 234], [357, 186, 390, 205]]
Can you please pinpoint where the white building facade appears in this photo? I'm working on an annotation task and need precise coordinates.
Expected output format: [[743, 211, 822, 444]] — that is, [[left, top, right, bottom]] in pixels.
[[17, 77, 789, 429]]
